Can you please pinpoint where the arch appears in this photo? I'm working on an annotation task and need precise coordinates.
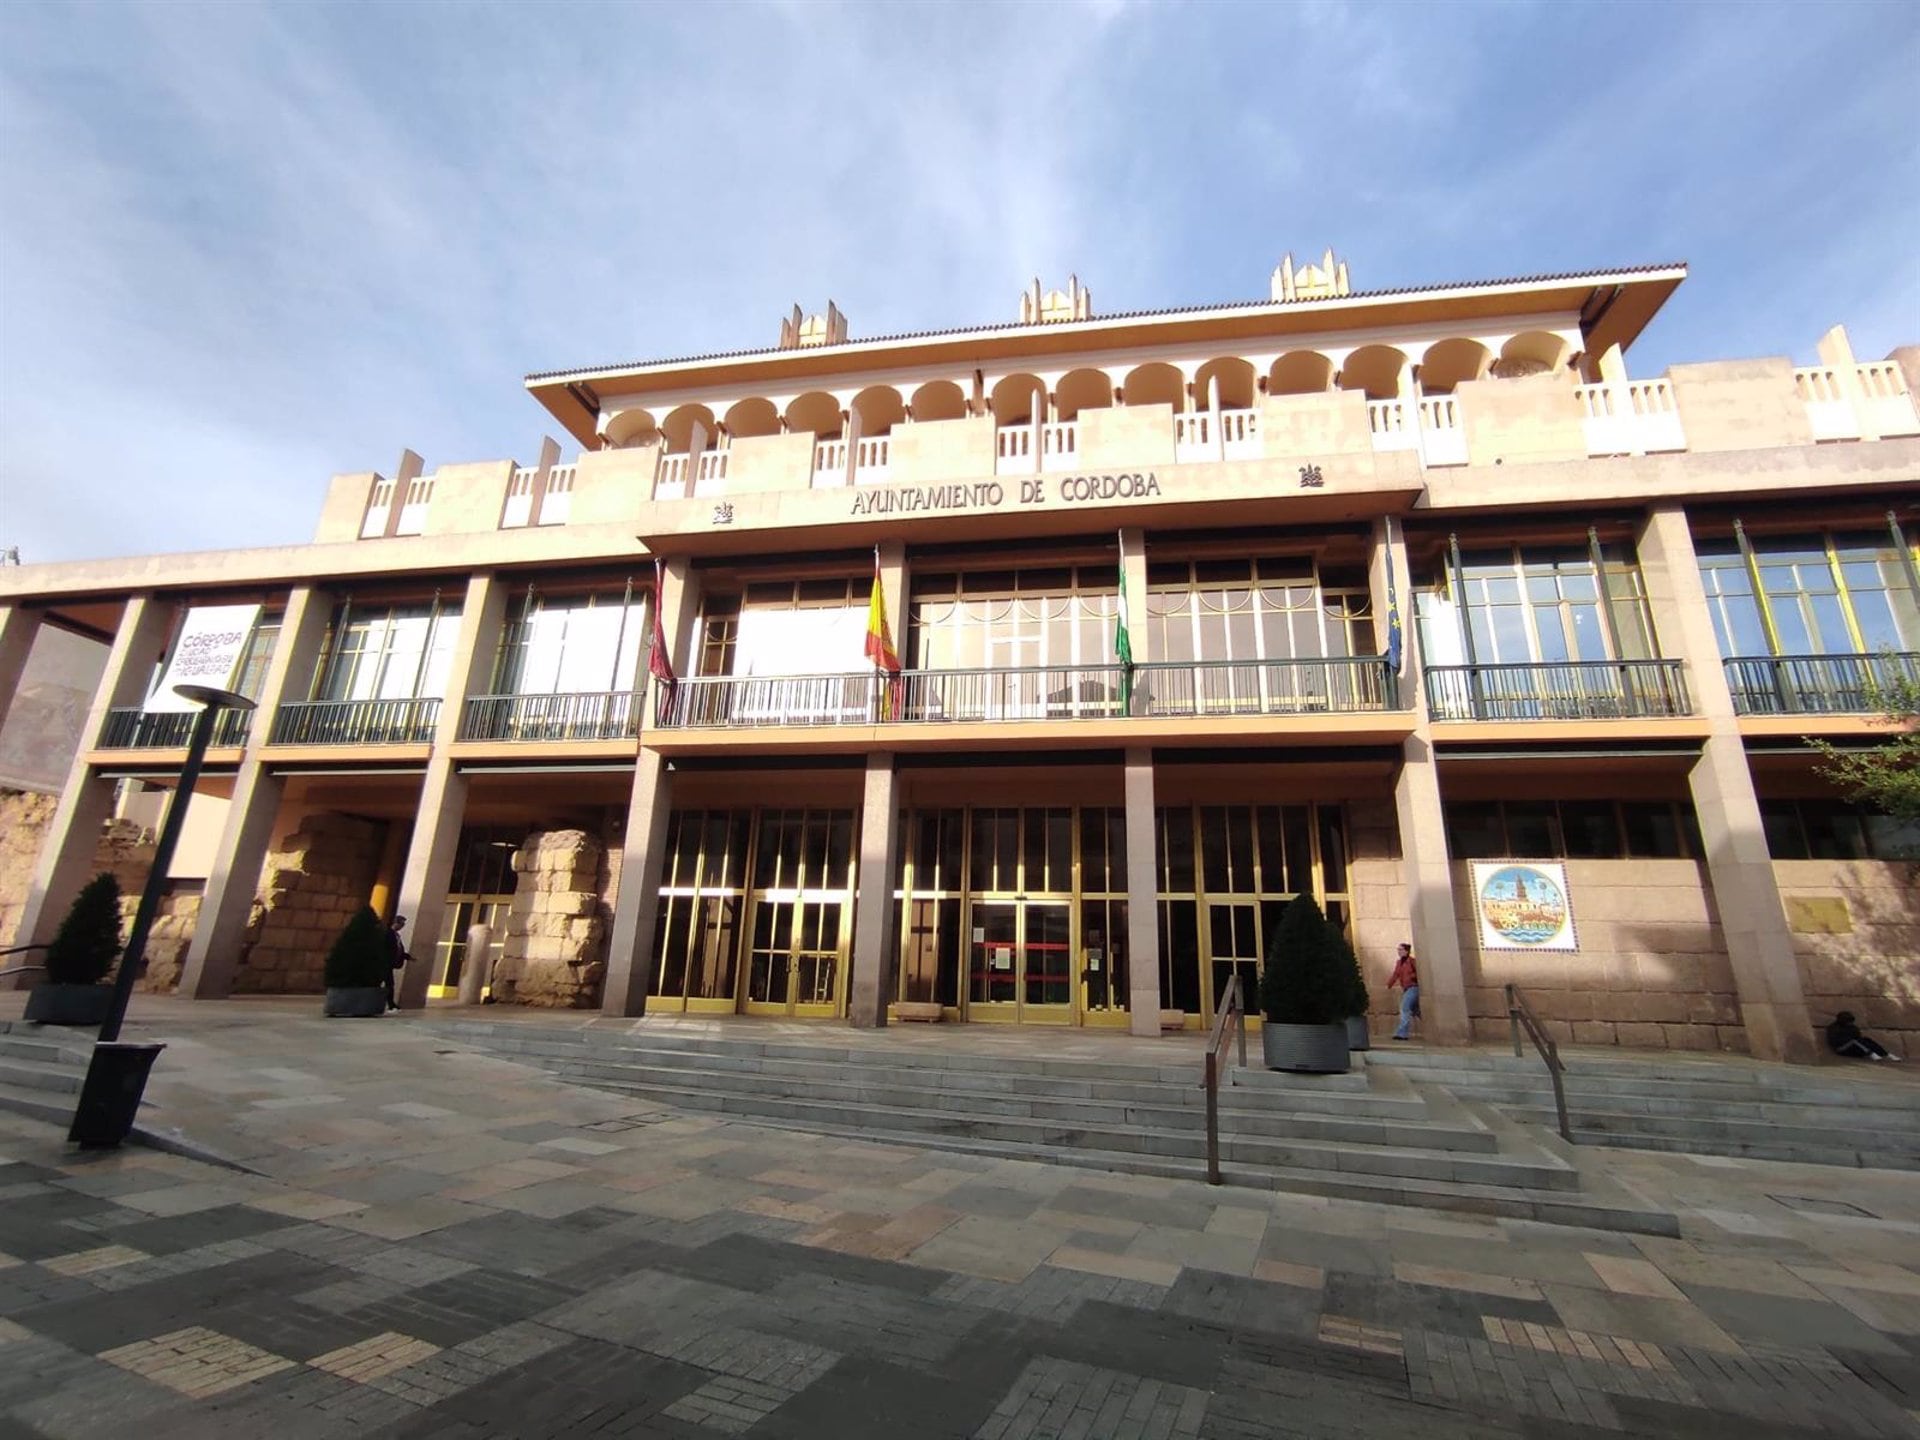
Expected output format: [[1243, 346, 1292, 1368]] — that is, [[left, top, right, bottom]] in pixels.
[[1337, 345, 1407, 400], [603, 407, 658, 448], [1418, 338, 1493, 394], [850, 384, 906, 436], [660, 403, 716, 453], [784, 390, 843, 439], [1193, 356, 1256, 411], [1494, 330, 1571, 378], [989, 372, 1046, 426], [1054, 367, 1114, 421], [1120, 361, 1184, 411], [1268, 351, 1334, 396], [723, 397, 779, 440], [909, 379, 967, 422]]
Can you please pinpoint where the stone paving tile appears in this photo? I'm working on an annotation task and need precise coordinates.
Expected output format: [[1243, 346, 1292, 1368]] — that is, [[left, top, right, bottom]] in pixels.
[[972, 1356, 1209, 1440], [98, 1324, 296, 1398]]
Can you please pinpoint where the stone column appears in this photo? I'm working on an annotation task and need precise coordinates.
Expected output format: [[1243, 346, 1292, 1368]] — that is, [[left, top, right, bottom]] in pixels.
[[394, 573, 506, 1009], [1123, 747, 1164, 1036], [848, 753, 899, 1027], [178, 585, 331, 999], [0, 604, 43, 736], [12, 595, 175, 960], [1637, 505, 1816, 1062], [602, 555, 701, 1017]]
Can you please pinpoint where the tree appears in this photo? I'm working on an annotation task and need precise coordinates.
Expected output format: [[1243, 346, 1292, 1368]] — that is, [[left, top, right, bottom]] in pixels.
[[1259, 895, 1351, 1026], [44, 874, 123, 985], [1812, 674, 1919, 823], [324, 906, 391, 990]]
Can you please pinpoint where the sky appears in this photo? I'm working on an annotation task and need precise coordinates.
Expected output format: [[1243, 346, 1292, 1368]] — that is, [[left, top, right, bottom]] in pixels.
[[0, 0, 1915, 565]]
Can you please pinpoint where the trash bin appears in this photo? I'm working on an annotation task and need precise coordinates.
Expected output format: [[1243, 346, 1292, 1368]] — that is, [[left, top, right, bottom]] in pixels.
[[67, 1042, 166, 1149]]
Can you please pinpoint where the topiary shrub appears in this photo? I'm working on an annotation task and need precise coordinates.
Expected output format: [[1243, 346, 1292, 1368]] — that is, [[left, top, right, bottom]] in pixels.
[[324, 906, 390, 990], [44, 873, 123, 985], [1259, 895, 1350, 1026]]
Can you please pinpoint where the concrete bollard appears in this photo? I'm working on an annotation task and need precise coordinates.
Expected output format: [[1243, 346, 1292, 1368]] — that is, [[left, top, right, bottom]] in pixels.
[[457, 923, 493, 1006]]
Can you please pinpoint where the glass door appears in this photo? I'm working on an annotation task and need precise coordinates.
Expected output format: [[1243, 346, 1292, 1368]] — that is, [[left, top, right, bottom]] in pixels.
[[743, 896, 849, 1018], [966, 899, 1073, 1024]]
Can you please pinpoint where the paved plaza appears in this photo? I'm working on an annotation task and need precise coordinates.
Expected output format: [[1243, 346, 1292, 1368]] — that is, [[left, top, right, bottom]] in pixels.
[[1, 1000, 1918, 1438]]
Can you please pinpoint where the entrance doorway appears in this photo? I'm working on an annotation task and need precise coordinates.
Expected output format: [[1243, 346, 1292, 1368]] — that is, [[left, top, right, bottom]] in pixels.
[[744, 896, 849, 1018], [967, 899, 1073, 1023]]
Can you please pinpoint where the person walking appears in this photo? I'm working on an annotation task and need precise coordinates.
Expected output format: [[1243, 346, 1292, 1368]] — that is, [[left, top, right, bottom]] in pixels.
[[1826, 1011, 1900, 1062], [384, 915, 411, 1012], [1389, 942, 1420, 1041]]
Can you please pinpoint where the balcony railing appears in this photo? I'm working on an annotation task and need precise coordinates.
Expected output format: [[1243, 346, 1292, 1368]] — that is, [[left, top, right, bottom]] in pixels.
[[99, 707, 253, 749], [462, 691, 643, 741], [1724, 652, 1920, 716], [1575, 379, 1685, 456], [1137, 657, 1399, 715], [1425, 660, 1691, 721], [270, 697, 441, 745], [655, 448, 728, 500], [658, 666, 1131, 728]]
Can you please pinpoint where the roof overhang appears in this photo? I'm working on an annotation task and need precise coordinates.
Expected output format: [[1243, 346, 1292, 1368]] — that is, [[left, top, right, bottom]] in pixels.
[[526, 264, 1687, 449]]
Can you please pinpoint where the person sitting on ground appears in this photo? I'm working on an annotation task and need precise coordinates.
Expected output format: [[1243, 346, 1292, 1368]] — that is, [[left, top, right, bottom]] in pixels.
[[1826, 1010, 1899, 1062]]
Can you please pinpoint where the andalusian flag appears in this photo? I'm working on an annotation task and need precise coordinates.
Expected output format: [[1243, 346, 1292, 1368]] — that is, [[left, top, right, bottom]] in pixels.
[[865, 546, 903, 720], [1115, 530, 1135, 713]]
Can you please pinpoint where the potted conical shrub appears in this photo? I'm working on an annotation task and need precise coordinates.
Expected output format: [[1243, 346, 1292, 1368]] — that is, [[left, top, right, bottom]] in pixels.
[[24, 873, 122, 1026], [1340, 927, 1372, 1052], [323, 906, 390, 1017], [1258, 895, 1352, 1074]]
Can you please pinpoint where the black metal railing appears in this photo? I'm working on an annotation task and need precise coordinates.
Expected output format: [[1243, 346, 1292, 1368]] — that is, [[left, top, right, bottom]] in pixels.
[[462, 691, 643, 742], [1200, 972, 1249, 1186], [99, 707, 253, 749], [1723, 652, 1920, 716], [1424, 660, 1690, 721], [656, 665, 1129, 728], [1506, 983, 1571, 1142], [901, 664, 1127, 723], [1138, 656, 1399, 715], [269, 697, 441, 745]]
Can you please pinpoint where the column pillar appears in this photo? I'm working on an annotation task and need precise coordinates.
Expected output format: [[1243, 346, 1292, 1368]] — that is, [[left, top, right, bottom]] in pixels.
[[1123, 747, 1164, 1036], [848, 753, 899, 1027], [0, 604, 43, 736], [13, 595, 176, 958], [394, 573, 507, 1009], [603, 555, 701, 1016], [178, 585, 331, 999], [1638, 505, 1816, 1062]]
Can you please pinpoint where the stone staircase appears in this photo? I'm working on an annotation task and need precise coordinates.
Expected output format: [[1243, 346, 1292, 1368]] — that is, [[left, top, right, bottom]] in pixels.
[[0, 1020, 89, 1127], [427, 1018, 1677, 1235], [1365, 1047, 1920, 1171]]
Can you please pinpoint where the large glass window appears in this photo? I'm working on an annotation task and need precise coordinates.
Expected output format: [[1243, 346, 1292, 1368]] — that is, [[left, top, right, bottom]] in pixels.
[[1758, 799, 1919, 861], [1417, 543, 1653, 668], [1145, 557, 1371, 663], [493, 588, 648, 695], [910, 567, 1120, 672], [1442, 799, 1701, 860], [316, 603, 460, 701], [1698, 530, 1920, 657]]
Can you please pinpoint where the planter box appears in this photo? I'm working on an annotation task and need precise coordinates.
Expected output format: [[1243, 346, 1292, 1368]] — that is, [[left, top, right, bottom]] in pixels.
[[896, 1002, 943, 1023], [1346, 1015, 1372, 1052], [324, 987, 387, 1018], [1261, 1021, 1350, 1074], [24, 983, 113, 1027]]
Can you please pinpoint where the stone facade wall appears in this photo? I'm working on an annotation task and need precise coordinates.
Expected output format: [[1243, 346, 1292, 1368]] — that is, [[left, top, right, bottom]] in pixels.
[[0, 788, 59, 948], [234, 813, 384, 994], [1777, 859, 1920, 1057], [1345, 797, 1411, 1034], [492, 829, 607, 1007], [1448, 858, 1745, 1052]]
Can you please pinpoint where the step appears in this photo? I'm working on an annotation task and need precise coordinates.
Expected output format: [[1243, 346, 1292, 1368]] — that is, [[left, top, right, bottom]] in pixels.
[[1368, 1050, 1920, 1107], [550, 1073, 1579, 1191], [0, 1079, 74, 1127], [1498, 1106, 1920, 1171], [1416, 1078, 1920, 1138], [0, 1033, 81, 1067], [513, 1050, 1500, 1153], [0, 1056, 84, 1096]]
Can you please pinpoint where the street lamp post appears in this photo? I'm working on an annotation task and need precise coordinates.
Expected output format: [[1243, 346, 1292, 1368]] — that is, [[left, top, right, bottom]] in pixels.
[[70, 683, 254, 1147]]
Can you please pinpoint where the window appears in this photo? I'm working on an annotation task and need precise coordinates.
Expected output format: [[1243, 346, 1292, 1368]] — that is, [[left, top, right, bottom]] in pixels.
[[1696, 529, 1920, 658], [1443, 799, 1699, 859], [316, 603, 460, 702], [911, 567, 1119, 673], [1417, 542, 1654, 669], [493, 588, 649, 695], [1760, 799, 1918, 861], [1145, 556, 1371, 664]]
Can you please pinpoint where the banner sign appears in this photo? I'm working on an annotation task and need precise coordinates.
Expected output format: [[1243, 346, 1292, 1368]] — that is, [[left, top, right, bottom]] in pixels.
[[1471, 861, 1577, 952], [147, 604, 261, 712]]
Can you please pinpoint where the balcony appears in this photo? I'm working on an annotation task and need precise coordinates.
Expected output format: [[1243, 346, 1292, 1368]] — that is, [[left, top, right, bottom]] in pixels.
[[1794, 362, 1920, 442], [98, 707, 252, 749], [1575, 379, 1686, 456], [461, 691, 643, 741], [811, 436, 893, 488], [995, 421, 1079, 475], [269, 698, 441, 746], [1724, 652, 1920, 715], [1425, 660, 1691, 721], [1138, 657, 1398, 714], [1174, 409, 1261, 464], [655, 448, 728, 500]]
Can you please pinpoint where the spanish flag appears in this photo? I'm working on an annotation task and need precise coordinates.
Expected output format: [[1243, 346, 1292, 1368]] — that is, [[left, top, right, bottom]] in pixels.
[[865, 546, 903, 720]]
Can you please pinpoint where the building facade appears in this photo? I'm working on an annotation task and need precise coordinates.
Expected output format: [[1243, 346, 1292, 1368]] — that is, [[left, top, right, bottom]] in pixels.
[[2, 253, 1916, 1064]]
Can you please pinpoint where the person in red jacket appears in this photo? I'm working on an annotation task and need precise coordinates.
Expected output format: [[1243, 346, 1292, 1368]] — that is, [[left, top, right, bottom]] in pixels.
[[1389, 943, 1419, 1041]]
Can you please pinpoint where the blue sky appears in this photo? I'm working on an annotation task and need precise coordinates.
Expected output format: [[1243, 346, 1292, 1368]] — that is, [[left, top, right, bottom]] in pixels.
[[1, 0, 1915, 564]]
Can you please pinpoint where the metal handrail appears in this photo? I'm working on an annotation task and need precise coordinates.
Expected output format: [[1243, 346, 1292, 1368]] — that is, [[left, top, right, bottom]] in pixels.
[[1723, 651, 1920, 716], [0, 943, 48, 984], [99, 707, 253, 749], [461, 691, 643, 742], [1200, 973, 1249, 1185], [1136, 656, 1399, 715], [1426, 659, 1691, 721], [1505, 982, 1571, 1142], [269, 697, 442, 745]]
